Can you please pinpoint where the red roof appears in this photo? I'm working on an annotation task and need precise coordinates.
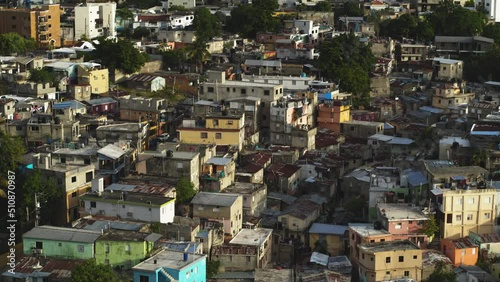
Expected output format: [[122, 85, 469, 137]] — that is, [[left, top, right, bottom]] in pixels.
[[266, 163, 300, 178], [138, 14, 170, 22], [371, 1, 385, 5], [242, 152, 272, 168]]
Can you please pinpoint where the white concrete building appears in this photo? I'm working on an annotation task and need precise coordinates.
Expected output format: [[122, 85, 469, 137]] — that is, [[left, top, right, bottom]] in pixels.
[[476, 0, 500, 22], [242, 74, 313, 92], [161, 0, 196, 10], [293, 20, 320, 42], [80, 179, 175, 223], [75, 2, 117, 40]]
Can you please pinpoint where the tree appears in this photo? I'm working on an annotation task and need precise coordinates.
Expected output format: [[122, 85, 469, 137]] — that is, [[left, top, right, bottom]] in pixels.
[[464, 0, 475, 6], [317, 33, 375, 107], [427, 1, 487, 36], [88, 38, 148, 75], [193, 7, 221, 42], [315, 1, 332, 11], [169, 5, 187, 11], [425, 261, 455, 282], [379, 14, 434, 42], [28, 68, 56, 85], [186, 40, 210, 73], [228, 0, 280, 38], [483, 23, 500, 43], [22, 169, 64, 226], [0, 132, 25, 199], [116, 8, 134, 26], [162, 48, 187, 70], [341, 1, 364, 17], [422, 215, 439, 238], [72, 260, 120, 282], [131, 27, 152, 40], [0, 33, 36, 56], [175, 177, 196, 204], [207, 260, 221, 278]]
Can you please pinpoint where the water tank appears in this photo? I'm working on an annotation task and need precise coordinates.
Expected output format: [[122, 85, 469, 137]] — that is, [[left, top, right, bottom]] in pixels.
[[183, 253, 188, 261]]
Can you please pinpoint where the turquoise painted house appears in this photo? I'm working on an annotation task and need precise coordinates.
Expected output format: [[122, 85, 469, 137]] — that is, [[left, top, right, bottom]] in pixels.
[[95, 230, 162, 269], [132, 250, 206, 282], [23, 225, 101, 260]]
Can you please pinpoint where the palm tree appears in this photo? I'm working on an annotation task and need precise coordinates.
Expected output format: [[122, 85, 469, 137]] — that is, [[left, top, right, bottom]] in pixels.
[[186, 40, 210, 74], [116, 8, 134, 28]]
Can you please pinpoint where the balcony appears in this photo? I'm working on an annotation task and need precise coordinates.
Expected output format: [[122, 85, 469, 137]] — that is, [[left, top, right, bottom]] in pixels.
[[38, 16, 47, 23]]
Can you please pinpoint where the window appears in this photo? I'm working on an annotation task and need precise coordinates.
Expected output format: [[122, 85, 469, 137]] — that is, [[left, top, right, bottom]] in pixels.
[[207, 87, 214, 93], [200, 132, 208, 139], [399, 256, 404, 262], [71, 176, 77, 183], [467, 214, 473, 221], [484, 212, 491, 219], [404, 271, 410, 277], [395, 223, 402, 229], [216, 133, 222, 139], [456, 215, 462, 222], [90, 201, 96, 208], [246, 256, 251, 262], [105, 244, 110, 253], [36, 241, 43, 249], [227, 121, 233, 125], [241, 89, 247, 95], [264, 90, 270, 96], [468, 198, 475, 204], [413, 255, 418, 259], [31, 125, 39, 131], [386, 257, 391, 263], [77, 245, 84, 252], [386, 271, 390, 275], [72, 192, 77, 198], [86, 171, 93, 182], [125, 244, 130, 253], [447, 214, 453, 223], [362, 253, 365, 259], [226, 87, 230, 92], [457, 199, 463, 205], [61, 157, 66, 163], [472, 248, 476, 255]]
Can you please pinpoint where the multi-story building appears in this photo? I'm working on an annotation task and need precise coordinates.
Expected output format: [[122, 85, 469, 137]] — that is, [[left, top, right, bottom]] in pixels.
[[412, 0, 440, 13], [223, 182, 267, 217], [348, 223, 393, 265], [357, 240, 422, 282], [177, 112, 245, 151], [190, 192, 243, 236], [95, 122, 149, 152], [76, 64, 109, 96], [431, 83, 475, 110], [200, 71, 284, 133], [397, 43, 431, 62], [200, 157, 235, 192], [119, 96, 168, 136], [277, 196, 322, 243], [75, 2, 116, 40], [242, 74, 313, 93], [0, 4, 61, 48], [432, 57, 464, 81], [317, 98, 351, 133], [161, 0, 196, 10], [435, 36, 495, 56], [33, 153, 95, 224], [423, 160, 487, 186], [270, 96, 317, 150], [433, 188, 496, 239], [211, 228, 273, 271], [340, 120, 384, 139], [226, 97, 261, 143]]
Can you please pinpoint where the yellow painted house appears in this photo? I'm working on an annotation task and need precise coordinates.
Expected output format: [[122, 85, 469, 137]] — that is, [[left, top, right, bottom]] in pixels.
[[177, 112, 245, 151], [77, 65, 109, 95]]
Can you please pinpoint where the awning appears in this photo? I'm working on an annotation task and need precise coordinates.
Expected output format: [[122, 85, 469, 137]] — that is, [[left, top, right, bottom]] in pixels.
[[451, 175, 466, 181]]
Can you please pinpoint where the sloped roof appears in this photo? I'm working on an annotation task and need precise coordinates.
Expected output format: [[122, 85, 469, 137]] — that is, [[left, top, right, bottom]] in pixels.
[[191, 192, 240, 207], [23, 226, 101, 243], [309, 223, 348, 235], [98, 144, 126, 160]]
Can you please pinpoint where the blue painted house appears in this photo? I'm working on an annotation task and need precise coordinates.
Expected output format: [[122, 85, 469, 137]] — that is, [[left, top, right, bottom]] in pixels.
[[132, 249, 206, 282]]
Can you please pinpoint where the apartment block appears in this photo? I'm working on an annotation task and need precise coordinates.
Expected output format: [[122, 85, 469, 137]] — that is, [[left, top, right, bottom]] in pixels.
[[432, 58, 464, 81], [348, 223, 392, 265], [431, 83, 475, 110], [75, 2, 116, 40], [317, 99, 351, 133], [358, 240, 422, 282], [0, 4, 61, 48]]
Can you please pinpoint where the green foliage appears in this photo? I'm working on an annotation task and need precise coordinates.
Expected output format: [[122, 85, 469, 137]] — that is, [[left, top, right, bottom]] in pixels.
[[0, 132, 25, 176], [72, 260, 121, 282], [472, 149, 487, 166], [193, 7, 222, 42], [317, 33, 374, 107], [425, 261, 455, 282], [28, 68, 56, 85], [186, 40, 210, 73], [162, 48, 187, 70], [23, 169, 64, 225], [207, 260, 221, 278], [464, 46, 500, 82], [427, 0, 487, 36], [0, 33, 36, 56], [116, 8, 134, 25], [150, 222, 161, 233], [483, 23, 500, 43], [169, 5, 187, 11], [228, 0, 280, 38], [131, 27, 152, 39], [380, 14, 434, 42], [315, 1, 332, 11], [175, 177, 196, 204], [340, 1, 364, 17], [422, 215, 439, 237], [88, 38, 148, 75], [464, 0, 476, 6], [344, 196, 366, 218]]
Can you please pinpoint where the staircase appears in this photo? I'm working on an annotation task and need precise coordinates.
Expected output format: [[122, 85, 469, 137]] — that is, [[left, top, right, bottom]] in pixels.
[[159, 268, 178, 282]]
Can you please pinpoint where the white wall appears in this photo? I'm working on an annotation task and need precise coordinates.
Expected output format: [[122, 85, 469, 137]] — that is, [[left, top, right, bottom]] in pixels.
[[75, 3, 117, 40], [477, 0, 500, 22], [161, 0, 196, 9], [242, 75, 312, 91], [83, 199, 175, 223]]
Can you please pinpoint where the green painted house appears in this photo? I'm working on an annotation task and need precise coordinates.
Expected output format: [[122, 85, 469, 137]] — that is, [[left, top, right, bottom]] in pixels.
[[23, 225, 102, 260], [95, 230, 162, 269]]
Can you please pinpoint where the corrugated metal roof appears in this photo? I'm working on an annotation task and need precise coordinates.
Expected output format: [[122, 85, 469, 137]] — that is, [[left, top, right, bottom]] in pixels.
[[191, 192, 240, 207], [128, 73, 161, 82], [53, 100, 86, 110], [405, 171, 428, 186], [23, 226, 101, 243], [145, 233, 162, 242], [86, 97, 116, 105], [206, 157, 232, 166], [98, 144, 126, 160], [244, 59, 281, 68], [309, 223, 348, 235]]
